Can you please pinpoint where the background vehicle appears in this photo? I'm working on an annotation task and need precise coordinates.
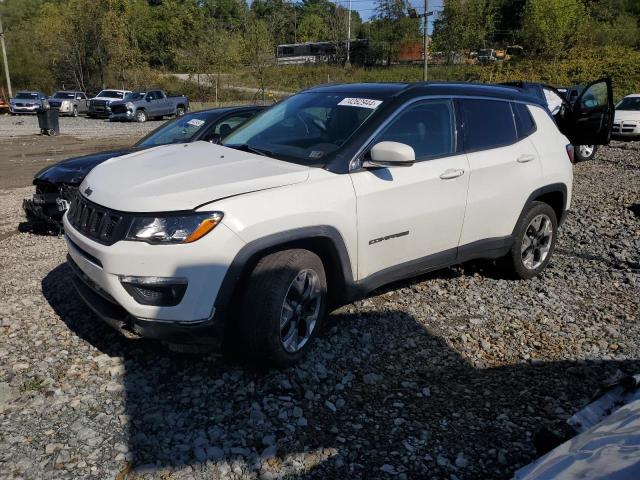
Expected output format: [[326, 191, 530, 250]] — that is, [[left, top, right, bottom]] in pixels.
[[63, 80, 612, 366], [477, 49, 497, 63], [504, 79, 614, 162], [109, 90, 189, 122], [612, 94, 640, 139], [48, 91, 88, 117], [9, 91, 47, 114], [23, 106, 264, 229], [87, 89, 131, 118]]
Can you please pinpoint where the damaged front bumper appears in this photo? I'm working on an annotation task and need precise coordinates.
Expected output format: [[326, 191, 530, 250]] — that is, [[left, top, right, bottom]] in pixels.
[[23, 183, 77, 229]]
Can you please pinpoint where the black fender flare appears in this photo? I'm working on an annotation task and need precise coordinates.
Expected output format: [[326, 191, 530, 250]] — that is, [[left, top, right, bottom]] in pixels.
[[213, 225, 356, 317]]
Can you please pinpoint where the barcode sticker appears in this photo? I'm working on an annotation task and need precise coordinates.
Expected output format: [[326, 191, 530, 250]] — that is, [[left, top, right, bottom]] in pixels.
[[338, 98, 383, 109]]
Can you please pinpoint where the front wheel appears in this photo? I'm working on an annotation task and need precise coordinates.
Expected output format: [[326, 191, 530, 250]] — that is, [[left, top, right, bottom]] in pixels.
[[72, 106, 78, 117], [135, 110, 147, 123], [574, 145, 597, 162], [501, 201, 558, 279], [238, 249, 327, 367]]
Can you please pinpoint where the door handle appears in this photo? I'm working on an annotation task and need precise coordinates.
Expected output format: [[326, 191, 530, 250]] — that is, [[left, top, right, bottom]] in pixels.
[[517, 154, 536, 163], [439, 168, 465, 180]]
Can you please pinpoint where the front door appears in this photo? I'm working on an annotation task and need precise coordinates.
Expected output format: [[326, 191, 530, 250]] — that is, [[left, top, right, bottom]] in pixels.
[[561, 78, 614, 145], [350, 99, 469, 281]]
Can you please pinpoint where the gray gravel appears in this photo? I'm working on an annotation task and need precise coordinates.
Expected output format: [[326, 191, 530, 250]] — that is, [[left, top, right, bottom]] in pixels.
[[0, 113, 160, 139], [0, 142, 639, 479]]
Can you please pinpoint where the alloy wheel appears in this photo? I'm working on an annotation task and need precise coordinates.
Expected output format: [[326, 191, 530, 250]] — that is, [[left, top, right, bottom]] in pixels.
[[279, 269, 322, 353], [579, 145, 594, 158], [521, 214, 553, 270]]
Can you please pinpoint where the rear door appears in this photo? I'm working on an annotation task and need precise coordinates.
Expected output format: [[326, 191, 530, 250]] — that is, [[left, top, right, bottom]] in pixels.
[[559, 78, 614, 145], [458, 98, 542, 246]]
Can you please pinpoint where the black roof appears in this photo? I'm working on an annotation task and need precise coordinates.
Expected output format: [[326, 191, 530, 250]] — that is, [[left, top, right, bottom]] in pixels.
[[303, 81, 545, 106]]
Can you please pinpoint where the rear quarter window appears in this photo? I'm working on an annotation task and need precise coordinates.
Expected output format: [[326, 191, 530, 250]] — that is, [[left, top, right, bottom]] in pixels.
[[512, 103, 537, 139], [460, 99, 517, 151]]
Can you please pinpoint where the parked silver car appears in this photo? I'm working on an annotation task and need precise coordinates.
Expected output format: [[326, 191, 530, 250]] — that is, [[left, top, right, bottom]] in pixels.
[[48, 91, 89, 117], [9, 91, 47, 114]]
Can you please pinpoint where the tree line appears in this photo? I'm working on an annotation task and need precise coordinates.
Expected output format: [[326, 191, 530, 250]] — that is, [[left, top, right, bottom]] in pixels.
[[0, 0, 638, 93]]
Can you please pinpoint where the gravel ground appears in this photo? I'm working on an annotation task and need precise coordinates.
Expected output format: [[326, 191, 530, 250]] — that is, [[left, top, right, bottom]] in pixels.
[[0, 142, 639, 480], [0, 114, 160, 139]]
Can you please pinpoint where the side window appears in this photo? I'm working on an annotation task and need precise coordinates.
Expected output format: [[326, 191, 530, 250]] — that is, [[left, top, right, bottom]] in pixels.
[[512, 103, 536, 139], [214, 113, 254, 137], [375, 100, 456, 159], [461, 99, 517, 151], [580, 82, 607, 109], [146, 92, 155, 101]]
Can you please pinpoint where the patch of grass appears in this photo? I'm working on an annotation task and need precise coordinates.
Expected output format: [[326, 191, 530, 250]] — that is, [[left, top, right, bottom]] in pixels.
[[20, 376, 45, 393]]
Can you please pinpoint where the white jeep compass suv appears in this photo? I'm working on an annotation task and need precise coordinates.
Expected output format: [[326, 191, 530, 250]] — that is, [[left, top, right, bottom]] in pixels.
[[63, 81, 614, 366]]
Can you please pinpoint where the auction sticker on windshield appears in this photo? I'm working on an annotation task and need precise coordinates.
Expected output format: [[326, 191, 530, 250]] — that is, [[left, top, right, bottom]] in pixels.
[[338, 98, 383, 109], [186, 119, 205, 127]]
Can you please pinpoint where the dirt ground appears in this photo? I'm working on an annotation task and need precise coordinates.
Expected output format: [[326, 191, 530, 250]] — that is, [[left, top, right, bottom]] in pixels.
[[0, 135, 135, 189]]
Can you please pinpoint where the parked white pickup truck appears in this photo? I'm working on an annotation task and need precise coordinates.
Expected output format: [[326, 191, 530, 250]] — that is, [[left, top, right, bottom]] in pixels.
[[64, 80, 613, 366], [87, 89, 131, 118]]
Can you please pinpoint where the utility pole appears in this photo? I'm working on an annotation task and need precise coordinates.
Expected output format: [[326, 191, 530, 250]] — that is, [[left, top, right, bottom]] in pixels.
[[409, 4, 433, 81], [422, 0, 428, 81], [345, 0, 351, 66], [0, 7, 12, 98]]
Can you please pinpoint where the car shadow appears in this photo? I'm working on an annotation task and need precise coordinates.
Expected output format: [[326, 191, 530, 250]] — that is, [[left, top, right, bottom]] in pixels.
[[42, 261, 640, 479]]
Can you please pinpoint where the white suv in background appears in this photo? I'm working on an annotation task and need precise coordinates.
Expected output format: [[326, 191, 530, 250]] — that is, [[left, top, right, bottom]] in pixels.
[[63, 80, 613, 366]]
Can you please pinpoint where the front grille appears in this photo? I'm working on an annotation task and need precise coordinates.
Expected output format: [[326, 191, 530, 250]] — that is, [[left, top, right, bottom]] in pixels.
[[67, 195, 129, 245], [49, 101, 62, 108], [111, 105, 128, 114]]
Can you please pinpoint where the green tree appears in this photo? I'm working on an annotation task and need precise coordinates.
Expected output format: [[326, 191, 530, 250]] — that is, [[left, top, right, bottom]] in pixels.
[[431, 0, 498, 60], [242, 15, 274, 102], [521, 0, 585, 59]]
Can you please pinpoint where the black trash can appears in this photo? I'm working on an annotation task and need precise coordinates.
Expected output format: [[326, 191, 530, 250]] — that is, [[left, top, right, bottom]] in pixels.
[[37, 101, 60, 136]]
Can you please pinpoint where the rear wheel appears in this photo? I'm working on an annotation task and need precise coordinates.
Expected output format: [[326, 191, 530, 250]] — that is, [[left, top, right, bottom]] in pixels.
[[501, 201, 557, 279], [135, 110, 147, 123], [574, 145, 597, 162], [238, 249, 326, 367], [176, 106, 186, 117]]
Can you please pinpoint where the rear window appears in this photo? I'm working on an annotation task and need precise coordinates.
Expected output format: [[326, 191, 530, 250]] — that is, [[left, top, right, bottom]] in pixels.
[[512, 102, 536, 139], [461, 99, 517, 151]]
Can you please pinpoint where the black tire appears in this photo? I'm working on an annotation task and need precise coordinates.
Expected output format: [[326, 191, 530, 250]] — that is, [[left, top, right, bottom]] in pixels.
[[237, 249, 327, 367], [136, 110, 147, 123], [176, 106, 186, 117], [501, 201, 558, 280], [72, 106, 78, 117], [574, 145, 597, 162]]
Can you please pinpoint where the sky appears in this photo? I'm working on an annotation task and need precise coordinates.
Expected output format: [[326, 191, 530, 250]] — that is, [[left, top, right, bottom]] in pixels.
[[335, 0, 445, 31]]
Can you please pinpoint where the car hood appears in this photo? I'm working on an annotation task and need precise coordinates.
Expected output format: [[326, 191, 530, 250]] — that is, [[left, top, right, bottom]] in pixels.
[[34, 148, 140, 185], [90, 96, 121, 102], [614, 110, 640, 122], [81, 141, 310, 212]]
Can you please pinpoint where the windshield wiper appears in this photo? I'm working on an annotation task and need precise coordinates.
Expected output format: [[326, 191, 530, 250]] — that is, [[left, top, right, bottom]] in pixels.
[[224, 143, 273, 157]]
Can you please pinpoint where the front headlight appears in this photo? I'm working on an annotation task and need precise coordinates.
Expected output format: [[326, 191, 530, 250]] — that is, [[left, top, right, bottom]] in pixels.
[[125, 212, 223, 244], [62, 100, 71, 107], [126, 101, 134, 111]]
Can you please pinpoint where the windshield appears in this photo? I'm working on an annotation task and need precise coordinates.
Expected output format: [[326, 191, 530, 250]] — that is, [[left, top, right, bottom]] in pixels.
[[97, 90, 124, 99], [16, 92, 38, 99], [53, 92, 75, 99], [221, 92, 382, 165], [135, 111, 217, 147], [125, 92, 145, 101], [616, 97, 640, 111]]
